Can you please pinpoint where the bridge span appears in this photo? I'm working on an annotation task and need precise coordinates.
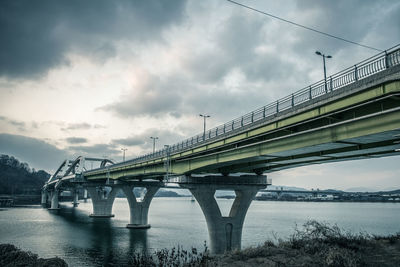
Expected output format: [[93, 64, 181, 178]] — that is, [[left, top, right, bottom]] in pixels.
[[43, 45, 400, 254]]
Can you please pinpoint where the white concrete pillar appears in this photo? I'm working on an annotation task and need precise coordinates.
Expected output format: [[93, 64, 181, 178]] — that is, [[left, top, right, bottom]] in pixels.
[[83, 189, 88, 202], [87, 186, 119, 218], [41, 190, 47, 207], [122, 185, 159, 229], [72, 189, 79, 207], [189, 186, 259, 254], [177, 174, 268, 254], [48, 190, 60, 210]]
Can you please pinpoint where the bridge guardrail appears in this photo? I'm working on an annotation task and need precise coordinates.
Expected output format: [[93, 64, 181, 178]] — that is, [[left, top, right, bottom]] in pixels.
[[88, 44, 400, 172]]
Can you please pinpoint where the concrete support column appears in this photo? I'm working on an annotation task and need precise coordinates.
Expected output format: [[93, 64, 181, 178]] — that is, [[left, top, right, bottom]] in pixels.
[[122, 185, 159, 229], [41, 190, 47, 208], [48, 190, 60, 210], [83, 189, 88, 202], [177, 175, 268, 254], [190, 186, 259, 254], [87, 186, 119, 218], [72, 189, 79, 207]]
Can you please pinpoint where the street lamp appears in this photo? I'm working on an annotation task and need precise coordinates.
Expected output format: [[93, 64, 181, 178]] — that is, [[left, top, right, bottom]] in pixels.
[[315, 51, 332, 92], [150, 136, 158, 153], [199, 114, 210, 140], [121, 148, 127, 162]]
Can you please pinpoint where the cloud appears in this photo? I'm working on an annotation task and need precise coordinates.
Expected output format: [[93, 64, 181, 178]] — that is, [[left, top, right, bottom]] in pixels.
[[100, 72, 183, 118], [0, 133, 70, 171], [65, 137, 88, 144], [61, 122, 105, 131], [112, 137, 146, 147], [112, 128, 186, 151], [0, 0, 187, 79], [97, 12, 308, 122], [69, 144, 120, 158], [0, 116, 27, 131]]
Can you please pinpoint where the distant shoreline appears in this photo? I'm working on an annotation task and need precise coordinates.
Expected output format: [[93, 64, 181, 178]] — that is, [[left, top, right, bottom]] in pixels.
[[217, 195, 400, 203]]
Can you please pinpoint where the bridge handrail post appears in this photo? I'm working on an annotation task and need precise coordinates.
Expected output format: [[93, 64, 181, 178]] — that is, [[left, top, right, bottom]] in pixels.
[[276, 100, 279, 113], [384, 50, 389, 69], [291, 94, 294, 107], [354, 65, 358, 81], [309, 86, 312, 100]]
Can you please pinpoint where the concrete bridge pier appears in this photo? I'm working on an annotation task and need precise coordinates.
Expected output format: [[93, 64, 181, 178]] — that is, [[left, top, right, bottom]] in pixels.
[[72, 189, 79, 207], [48, 190, 60, 210], [179, 175, 267, 254], [122, 184, 160, 229], [41, 190, 47, 207], [87, 186, 119, 218], [83, 189, 88, 202]]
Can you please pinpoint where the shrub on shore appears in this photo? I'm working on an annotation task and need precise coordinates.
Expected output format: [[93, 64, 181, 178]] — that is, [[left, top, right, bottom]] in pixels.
[[214, 220, 400, 267], [0, 243, 67, 267], [129, 241, 211, 266]]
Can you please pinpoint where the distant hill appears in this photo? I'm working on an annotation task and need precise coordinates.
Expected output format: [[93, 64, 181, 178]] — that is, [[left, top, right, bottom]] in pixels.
[[0, 154, 50, 194], [345, 187, 378, 192], [320, 189, 344, 193], [267, 185, 308, 191]]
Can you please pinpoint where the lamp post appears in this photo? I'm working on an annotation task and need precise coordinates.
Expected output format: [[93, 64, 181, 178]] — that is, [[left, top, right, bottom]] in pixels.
[[315, 51, 332, 92], [150, 136, 158, 153], [164, 145, 171, 180], [199, 114, 210, 140], [121, 148, 127, 162]]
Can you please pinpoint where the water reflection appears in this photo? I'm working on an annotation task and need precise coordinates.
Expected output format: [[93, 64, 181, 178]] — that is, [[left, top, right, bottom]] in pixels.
[[128, 229, 148, 254], [46, 205, 148, 266]]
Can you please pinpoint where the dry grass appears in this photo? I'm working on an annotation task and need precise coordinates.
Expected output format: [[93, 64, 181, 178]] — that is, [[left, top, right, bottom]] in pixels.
[[129, 241, 212, 267], [214, 220, 400, 267]]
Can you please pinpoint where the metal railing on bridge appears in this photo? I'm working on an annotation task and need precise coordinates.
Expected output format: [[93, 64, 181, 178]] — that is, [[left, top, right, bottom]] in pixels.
[[97, 44, 400, 170]]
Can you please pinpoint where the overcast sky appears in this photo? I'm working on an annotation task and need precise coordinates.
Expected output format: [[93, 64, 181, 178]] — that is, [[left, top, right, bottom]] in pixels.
[[0, 0, 399, 191]]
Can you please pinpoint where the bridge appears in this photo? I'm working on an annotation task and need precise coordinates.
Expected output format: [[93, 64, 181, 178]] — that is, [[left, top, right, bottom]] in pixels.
[[42, 44, 400, 254]]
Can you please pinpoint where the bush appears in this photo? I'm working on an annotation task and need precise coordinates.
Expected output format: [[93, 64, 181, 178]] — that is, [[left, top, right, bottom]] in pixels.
[[0, 244, 67, 267], [129, 241, 212, 266]]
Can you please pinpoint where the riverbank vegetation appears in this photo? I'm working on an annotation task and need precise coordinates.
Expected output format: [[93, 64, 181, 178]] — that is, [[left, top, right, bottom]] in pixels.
[[0, 154, 50, 195], [212, 220, 400, 266], [0, 244, 67, 267], [2, 221, 399, 266], [127, 220, 400, 266]]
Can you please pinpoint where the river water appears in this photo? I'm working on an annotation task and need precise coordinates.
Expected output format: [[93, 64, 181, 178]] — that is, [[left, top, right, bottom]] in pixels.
[[1, 198, 400, 266]]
